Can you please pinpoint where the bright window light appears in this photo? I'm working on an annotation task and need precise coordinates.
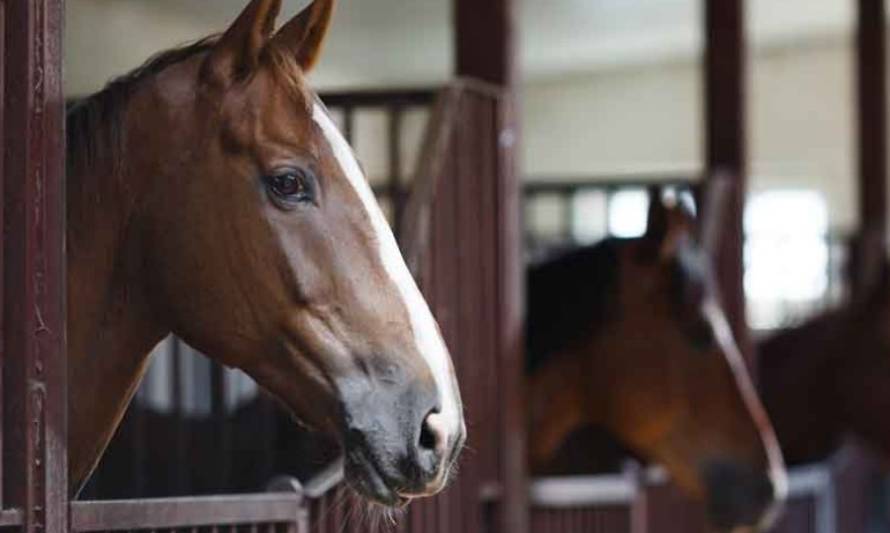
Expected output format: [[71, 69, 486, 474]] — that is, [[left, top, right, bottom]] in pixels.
[[744, 189, 829, 328], [609, 189, 649, 238], [572, 190, 608, 244]]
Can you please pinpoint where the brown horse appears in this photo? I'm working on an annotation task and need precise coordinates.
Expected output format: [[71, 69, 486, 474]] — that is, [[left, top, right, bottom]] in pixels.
[[526, 191, 787, 530], [758, 263, 890, 466], [66, 0, 464, 506]]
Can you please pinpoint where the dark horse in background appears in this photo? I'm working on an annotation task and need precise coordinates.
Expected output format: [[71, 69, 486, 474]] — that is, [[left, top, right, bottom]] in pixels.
[[66, 0, 464, 506], [525, 186, 787, 531], [758, 242, 890, 467]]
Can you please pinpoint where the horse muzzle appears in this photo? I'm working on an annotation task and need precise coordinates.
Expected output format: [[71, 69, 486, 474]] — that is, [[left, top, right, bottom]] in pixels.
[[339, 377, 465, 506], [703, 460, 786, 531]]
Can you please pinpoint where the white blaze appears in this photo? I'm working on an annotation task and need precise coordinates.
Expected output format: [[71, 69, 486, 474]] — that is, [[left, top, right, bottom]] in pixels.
[[312, 102, 462, 440]]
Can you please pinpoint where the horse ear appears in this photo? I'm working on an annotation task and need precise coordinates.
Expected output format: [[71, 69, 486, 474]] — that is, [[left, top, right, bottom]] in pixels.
[[272, 0, 336, 72], [203, 0, 282, 85], [645, 186, 669, 245]]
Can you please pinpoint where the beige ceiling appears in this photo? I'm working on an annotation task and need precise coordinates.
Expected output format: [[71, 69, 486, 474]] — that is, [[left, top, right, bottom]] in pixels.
[[65, 0, 855, 96]]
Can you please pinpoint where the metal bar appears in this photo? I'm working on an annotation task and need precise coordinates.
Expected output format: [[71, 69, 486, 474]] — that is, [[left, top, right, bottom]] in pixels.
[[2, 1, 67, 532], [210, 363, 230, 490], [258, 397, 276, 487], [130, 389, 147, 496], [528, 476, 637, 508], [171, 339, 187, 494], [70, 494, 304, 532]]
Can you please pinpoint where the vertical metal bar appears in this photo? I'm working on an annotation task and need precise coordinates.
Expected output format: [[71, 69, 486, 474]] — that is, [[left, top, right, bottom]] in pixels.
[[258, 396, 276, 487], [171, 339, 187, 494], [2, 0, 67, 531], [131, 396, 147, 496], [210, 363, 230, 489], [704, 0, 751, 369]]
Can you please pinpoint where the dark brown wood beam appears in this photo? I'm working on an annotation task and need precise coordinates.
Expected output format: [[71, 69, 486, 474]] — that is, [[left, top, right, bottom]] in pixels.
[[2, 0, 67, 531], [851, 0, 888, 297], [704, 0, 751, 364], [454, 0, 517, 87], [453, 1, 525, 532], [858, 0, 887, 238]]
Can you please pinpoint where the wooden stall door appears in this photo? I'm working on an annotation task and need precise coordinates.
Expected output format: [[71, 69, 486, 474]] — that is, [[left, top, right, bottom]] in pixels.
[[411, 83, 513, 533], [1, 1, 68, 533]]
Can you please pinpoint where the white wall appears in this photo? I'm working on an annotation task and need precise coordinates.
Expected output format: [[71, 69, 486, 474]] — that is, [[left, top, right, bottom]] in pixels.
[[521, 36, 860, 231]]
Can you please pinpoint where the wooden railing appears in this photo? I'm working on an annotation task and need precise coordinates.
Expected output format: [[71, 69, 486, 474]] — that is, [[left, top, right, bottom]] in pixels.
[[528, 473, 641, 533], [526, 465, 845, 533], [70, 492, 306, 533]]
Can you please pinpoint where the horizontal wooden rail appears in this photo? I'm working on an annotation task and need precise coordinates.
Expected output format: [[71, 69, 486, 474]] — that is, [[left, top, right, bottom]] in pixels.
[[525, 174, 698, 195], [70, 493, 305, 532], [320, 88, 437, 108]]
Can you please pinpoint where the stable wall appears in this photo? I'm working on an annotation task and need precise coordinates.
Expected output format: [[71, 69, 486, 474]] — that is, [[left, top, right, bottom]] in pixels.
[[522, 35, 860, 232]]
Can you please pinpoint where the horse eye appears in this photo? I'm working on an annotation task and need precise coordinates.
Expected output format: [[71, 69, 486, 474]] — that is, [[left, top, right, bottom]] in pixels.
[[265, 170, 316, 206]]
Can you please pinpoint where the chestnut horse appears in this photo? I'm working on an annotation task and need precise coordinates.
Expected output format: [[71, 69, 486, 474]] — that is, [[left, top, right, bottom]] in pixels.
[[66, 0, 464, 506], [527, 190, 787, 530], [758, 262, 890, 466]]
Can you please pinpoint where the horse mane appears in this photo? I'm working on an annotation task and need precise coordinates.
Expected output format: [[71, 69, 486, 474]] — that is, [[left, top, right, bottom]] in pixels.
[[526, 238, 621, 373], [66, 36, 221, 176], [66, 35, 304, 177]]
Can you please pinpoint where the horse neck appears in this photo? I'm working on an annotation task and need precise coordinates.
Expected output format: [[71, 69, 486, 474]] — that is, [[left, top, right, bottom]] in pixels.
[[67, 119, 167, 495], [833, 310, 890, 459], [526, 350, 599, 471], [758, 314, 850, 464], [525, 241, 618, 470]]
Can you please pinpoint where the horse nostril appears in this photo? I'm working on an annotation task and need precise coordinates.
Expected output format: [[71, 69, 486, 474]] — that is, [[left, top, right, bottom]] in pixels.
[[420, 419, 437, 452], [419, 409, 445, 455]]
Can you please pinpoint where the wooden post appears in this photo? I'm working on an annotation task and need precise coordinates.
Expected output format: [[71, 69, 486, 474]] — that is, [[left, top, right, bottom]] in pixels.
[[453, 1, 526, 533], [704, 0, 752, 367], [2, 0, 68, 532], [454, 1, 516, 86], [852, 0, 887, 297]]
